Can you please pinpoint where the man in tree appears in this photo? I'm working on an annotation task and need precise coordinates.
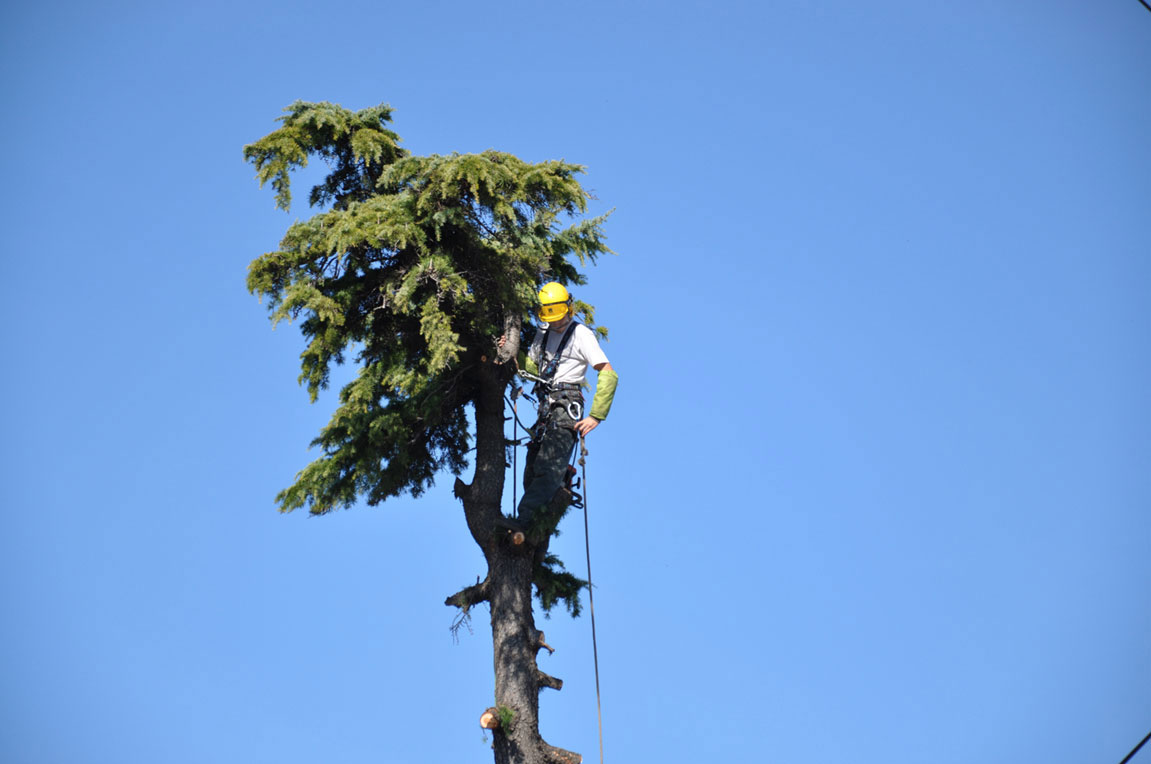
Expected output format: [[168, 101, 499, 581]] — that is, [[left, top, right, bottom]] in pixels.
[[505, 282, 617, 526], [245, 100, 611, 764]]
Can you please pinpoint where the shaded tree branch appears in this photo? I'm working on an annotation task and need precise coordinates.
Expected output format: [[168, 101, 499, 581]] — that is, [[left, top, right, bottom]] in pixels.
[[536, 670, 563, 692], [445, 578, 490, 609]]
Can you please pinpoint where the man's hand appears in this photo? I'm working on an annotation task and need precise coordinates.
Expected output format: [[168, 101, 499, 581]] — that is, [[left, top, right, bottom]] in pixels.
[[574, 417, 600, 437]]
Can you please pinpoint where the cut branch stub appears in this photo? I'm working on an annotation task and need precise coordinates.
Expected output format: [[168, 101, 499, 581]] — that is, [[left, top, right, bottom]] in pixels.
[[536, 670, 563, 691], [493, 516, 527, 547], [445, 578, 490, 609], [480, 707, 500, 729], [544, 746, 583, 764]]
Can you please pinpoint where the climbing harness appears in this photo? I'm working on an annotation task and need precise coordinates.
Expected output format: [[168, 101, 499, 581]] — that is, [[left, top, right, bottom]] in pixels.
[[511, 322, 586, 451], [579, 434, 605, 764], [518, 320, 581, 393], [502, 389, 583, 512], [538, 320, 581, 382]]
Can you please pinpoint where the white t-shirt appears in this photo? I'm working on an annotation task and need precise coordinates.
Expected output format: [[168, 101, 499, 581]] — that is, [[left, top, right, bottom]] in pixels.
[[528, 322, 609, 386]]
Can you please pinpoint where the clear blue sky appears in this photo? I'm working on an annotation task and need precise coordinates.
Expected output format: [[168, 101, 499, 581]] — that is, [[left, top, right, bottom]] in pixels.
[[2, 1, 1148, 762]]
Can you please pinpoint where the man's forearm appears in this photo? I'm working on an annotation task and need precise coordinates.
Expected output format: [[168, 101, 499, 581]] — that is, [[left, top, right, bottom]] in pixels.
[[589, 368, 618, 420]]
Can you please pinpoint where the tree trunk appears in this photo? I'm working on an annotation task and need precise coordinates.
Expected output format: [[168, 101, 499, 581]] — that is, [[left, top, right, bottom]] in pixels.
[[447, 332, 582, 764]]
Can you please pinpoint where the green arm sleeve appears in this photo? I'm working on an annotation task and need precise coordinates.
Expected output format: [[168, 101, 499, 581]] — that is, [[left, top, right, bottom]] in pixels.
[[589, 368, 618, 420], [519, 351, 538, 376]]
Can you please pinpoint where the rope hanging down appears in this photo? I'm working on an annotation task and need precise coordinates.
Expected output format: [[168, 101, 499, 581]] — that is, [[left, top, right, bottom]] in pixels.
[[579, 435, 605, 764], [512, 391, 518, 512]]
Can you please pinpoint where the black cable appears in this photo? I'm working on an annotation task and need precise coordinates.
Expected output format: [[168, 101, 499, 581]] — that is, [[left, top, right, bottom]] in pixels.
[[504, 394, 536, 434], [1120, 730, 1151, 764], [1139, 0, 1151, 15]]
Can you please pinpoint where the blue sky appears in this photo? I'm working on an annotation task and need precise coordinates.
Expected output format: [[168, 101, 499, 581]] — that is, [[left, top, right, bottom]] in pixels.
[[2, 1, 1148, 762]]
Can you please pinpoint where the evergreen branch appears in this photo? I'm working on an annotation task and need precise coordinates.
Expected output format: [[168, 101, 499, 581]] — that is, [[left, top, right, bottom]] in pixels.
[[533, 554, 587, 617]]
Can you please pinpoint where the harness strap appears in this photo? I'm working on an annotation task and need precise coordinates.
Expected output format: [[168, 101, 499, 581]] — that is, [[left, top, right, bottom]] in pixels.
[[523, 321, 586, 440], [539, 321, 581, 383]]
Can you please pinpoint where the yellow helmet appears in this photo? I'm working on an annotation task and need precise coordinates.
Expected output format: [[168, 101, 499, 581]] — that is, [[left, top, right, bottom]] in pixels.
[[537, 282, 572, 323]]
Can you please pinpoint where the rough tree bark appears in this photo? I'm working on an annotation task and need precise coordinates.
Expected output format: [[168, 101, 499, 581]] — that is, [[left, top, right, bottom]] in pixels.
[[445, 321, 582, 764]]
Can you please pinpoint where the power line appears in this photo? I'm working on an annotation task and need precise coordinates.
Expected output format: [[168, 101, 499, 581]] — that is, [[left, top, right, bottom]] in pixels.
[[1120, 730, 1151, 764], [1138, 0, 1151, 16]]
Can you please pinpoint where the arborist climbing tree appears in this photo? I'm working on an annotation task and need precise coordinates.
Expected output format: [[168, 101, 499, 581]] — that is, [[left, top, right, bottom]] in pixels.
[[244, 100, 614, 764], [501, 282, 617, 528]]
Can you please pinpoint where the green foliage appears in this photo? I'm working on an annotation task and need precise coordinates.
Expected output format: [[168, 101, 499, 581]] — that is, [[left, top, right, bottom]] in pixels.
[[496, 705, 516, 731], [244, 101, 402, 211], [534, 554, 587, 617], [246, 101, 611, 514]]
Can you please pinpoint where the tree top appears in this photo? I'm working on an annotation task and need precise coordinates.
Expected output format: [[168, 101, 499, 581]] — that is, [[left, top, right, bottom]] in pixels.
[[245, 101, 611, 514]]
